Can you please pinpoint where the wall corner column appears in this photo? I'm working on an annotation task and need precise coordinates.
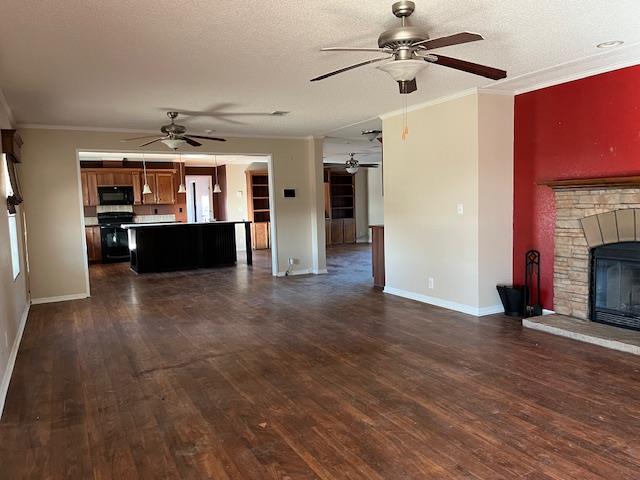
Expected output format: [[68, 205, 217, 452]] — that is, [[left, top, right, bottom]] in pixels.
[[307, 136, 327, 274]]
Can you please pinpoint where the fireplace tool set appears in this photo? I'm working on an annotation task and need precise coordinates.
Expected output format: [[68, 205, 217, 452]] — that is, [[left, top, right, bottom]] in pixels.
[[524, 250, 543, 317], [497, 250, 543, 317]]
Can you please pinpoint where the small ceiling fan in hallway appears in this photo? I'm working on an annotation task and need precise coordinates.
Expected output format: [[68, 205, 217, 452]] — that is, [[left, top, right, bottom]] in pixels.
[[121, 112, 227, 150], [311, 0, 507, 94], [326, 153, 380, 175]]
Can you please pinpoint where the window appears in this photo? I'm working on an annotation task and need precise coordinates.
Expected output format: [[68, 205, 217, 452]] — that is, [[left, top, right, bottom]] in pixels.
[[2, 153, 20, 280]]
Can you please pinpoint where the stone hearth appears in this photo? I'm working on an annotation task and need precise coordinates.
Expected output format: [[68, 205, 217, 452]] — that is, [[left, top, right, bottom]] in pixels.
[[552, 187, 640, 319]]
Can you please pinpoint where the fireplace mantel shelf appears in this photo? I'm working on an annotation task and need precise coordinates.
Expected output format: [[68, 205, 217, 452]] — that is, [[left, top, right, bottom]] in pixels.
[[541, 175, 640, 189]]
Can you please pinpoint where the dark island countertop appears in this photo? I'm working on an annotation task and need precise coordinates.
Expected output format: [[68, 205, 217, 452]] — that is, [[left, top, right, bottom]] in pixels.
[[126, 221, 253, 273], [122, 220, 250, 229]]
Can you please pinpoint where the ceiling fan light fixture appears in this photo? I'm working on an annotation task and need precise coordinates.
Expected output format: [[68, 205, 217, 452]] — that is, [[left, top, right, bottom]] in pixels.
[[161, 138, 187, 150], [346, 166, 359, 174], [377, 59, 427, 82]]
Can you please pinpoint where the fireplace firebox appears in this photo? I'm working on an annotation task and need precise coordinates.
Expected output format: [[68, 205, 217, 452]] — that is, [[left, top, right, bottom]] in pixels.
[[590, 242, 640, 331]]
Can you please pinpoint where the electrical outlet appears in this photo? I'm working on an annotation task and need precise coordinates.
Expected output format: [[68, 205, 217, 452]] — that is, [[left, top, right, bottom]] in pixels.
[[457, 203, 464, 215], [288, 257, 295, 266], [428, 277, 434, 289]]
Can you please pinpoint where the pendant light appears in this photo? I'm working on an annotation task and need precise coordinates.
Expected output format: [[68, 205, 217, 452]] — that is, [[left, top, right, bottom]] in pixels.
[[177, 154, 187, 194], [213, 155, 222, 193], [142, 153, 152, 195]]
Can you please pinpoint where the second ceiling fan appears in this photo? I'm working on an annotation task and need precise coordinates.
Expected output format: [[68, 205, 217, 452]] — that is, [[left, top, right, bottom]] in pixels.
[[311, 0, 507, 94], [326, 153, 379, 175], [121, 112, 227, 150]]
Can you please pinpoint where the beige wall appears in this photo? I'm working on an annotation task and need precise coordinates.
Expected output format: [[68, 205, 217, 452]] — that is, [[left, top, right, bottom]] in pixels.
[[478, 93, 514, 307], [381, 91, 513, 315], [367, 166, 384, 240], [354, 169, 369, 242], [0, 108, 30, 415], [19, 129, 327, 300]]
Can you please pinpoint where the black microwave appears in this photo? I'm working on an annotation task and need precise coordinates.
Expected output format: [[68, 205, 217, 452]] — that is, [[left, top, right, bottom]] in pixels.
[[98, 186, 134, 205]]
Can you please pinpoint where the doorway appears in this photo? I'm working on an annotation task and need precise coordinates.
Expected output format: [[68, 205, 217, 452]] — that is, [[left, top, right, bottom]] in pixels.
[[186, 175, 213, 223]]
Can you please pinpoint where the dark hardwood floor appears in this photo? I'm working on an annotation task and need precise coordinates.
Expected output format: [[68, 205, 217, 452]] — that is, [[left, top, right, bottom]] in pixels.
[[2, 244, 640, 479]]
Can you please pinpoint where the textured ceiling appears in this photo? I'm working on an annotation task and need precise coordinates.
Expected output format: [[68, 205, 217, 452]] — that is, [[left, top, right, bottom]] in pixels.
[[1, 0, 639, 136]]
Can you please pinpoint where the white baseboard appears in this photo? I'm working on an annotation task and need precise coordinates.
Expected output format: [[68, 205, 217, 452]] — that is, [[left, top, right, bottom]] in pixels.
[[543, 309, 555, 315], [312, 268, 328, 275], [383, 286, 503, 317], [274, 268, 312, 277], [31, 292, 89, 305], [0, 303, 30, 420]]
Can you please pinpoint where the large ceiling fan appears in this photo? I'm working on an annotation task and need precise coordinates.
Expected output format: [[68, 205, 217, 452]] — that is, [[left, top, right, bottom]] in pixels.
[[326, 153, 380, 175], [121, 112, 227, 150], [311, 0, 507, 94]]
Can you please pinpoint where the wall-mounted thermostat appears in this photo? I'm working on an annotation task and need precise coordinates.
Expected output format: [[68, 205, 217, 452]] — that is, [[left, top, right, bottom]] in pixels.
[[283, 189, 296, 198]]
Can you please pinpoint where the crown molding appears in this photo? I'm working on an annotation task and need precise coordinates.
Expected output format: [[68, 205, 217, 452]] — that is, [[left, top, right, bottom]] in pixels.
[[16, 123, 309, 140], [483, 41, 640, 96], [378, 88, 478, 120], [512, 58, 640, 95]]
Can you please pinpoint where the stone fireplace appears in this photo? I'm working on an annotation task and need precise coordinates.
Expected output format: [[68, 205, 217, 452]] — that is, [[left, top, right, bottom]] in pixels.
[[550, 179, 640, 329]]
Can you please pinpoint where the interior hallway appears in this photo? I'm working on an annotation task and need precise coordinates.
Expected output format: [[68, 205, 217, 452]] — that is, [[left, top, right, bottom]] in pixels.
[[1, 245, 640, 479]]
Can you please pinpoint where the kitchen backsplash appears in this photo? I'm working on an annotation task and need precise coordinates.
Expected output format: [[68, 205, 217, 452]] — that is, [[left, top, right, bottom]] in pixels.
[[134, 215, 176, 223], [96, 205, 133, 213], [85, 214, 177, 225]]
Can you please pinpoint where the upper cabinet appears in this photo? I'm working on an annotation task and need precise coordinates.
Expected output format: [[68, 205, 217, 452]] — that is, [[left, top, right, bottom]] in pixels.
[[132, 172, 142, 205], [155, 173, 176, 205], [142, 171, 177, 205], [81, 172, 99, 206], [81, 167, 176, 206]]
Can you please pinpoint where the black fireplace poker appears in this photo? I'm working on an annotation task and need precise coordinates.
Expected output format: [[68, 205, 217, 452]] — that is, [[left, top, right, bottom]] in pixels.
[[524, 250, 543, 318]]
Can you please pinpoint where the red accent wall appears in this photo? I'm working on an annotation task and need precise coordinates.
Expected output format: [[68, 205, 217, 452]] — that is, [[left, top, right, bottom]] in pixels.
[[514, 65, 640, 309]]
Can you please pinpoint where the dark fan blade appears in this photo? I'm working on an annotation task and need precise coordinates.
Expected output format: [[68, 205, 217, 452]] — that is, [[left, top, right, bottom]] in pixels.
[[413, 32, 483, 49], [185, 135, 227, 142], [311, 56, 393, 82], [359, 164, 379, 168], [182, 137, 202, 147], [138, 137, 164, 147], [122, 135, 160, 142], [424, 54, 506, 80]]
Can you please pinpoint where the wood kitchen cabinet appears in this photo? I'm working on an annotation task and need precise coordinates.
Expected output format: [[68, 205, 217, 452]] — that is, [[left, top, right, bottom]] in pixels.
[[330, 218, 344, 244], [142, 172, 176, 205], [142, 173, 158, 205], [81, 168, 175, 206], [342, 218, 356, 243], [251, 222, 270, 250], [96, 172, 115, 186], [155, 173, 176, 204], [85, 226, 102, 263], [81, 171, 98, 206], [96, 171, 132, 186], [246, 171, 271, 249], [131, 172, 142, 205], [370, 225, 385, 288]]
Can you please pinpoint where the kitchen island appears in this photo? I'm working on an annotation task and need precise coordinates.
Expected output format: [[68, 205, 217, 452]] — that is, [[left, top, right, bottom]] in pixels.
[[123, 221, 252, 273]]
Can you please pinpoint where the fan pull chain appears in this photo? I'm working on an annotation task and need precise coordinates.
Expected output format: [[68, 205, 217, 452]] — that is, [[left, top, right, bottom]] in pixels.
[[401, 96, 409, 141]]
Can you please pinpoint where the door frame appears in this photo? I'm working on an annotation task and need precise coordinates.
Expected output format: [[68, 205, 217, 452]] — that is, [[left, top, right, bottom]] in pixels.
[[185, 174, 214, 223], [75, 149, 277, 297]]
